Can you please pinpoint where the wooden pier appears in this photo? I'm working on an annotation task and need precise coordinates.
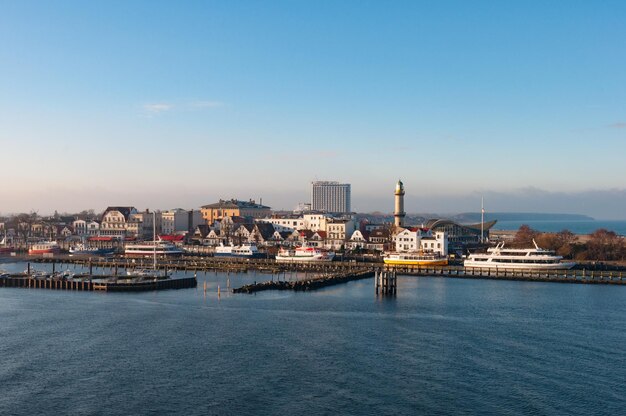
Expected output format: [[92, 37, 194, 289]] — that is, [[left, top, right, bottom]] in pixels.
[[388, 265, 626, 285], [0, 275, 197, 292], [8, 256, 626, 296], [232, 269, 374, 294], [375, 269, 397, 295]]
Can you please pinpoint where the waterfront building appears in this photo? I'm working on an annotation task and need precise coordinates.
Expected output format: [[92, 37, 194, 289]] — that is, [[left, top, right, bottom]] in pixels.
[[346, 230, 370, 250], [161, 209, 203, 235], [323, 218, 356, 250], [257, 212, 335, 233], [311, 181, 351, 213], [127, 210, 162, 240], [72, 219, 87, 236], [393, 228, 448, 256], [100, 206, 138, 238], [257, 214, 305, 233], [56, 225, 74, 238], [423, 219, 497, 247], [200, 199, 271, 225], [86, 220, 100, 236]]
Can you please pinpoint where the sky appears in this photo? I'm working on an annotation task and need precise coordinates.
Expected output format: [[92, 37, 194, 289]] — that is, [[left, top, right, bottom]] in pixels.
[[1, 1, 625, 219]]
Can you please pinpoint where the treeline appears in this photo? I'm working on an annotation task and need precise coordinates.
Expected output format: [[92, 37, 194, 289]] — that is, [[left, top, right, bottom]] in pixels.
[[511, 225, 626, 262]]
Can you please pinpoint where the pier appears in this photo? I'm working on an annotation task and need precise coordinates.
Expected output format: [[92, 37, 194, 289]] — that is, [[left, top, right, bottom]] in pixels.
[[4, 255, 626, 296], [232, 269, 374, 293]]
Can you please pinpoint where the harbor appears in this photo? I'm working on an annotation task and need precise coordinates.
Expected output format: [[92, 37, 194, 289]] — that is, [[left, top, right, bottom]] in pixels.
[[2, 254, 625, 297]]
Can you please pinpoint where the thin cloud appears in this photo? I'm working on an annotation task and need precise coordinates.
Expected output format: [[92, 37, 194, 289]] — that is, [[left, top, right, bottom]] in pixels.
[[190, 100, 224, 109], [143, 103, 173, 114], [609, 122, 626, 128]]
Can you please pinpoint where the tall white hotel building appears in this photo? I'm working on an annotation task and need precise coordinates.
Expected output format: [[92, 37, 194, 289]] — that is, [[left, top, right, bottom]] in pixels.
[[311, 181, 351, 213]]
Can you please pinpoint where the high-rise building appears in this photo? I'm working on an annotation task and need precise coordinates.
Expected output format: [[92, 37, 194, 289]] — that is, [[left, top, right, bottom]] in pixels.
[[311, 181, 351, 213]]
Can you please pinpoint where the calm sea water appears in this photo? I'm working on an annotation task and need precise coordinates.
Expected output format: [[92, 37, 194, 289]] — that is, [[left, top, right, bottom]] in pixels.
[[1, 262, 626, 415], [493, 220, 626, 235]]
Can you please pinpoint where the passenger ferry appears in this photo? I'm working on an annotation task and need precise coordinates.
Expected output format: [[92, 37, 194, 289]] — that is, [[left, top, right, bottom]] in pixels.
[[214, 242, 265, 259], [383, 251, 448, 266], [464, 240, 576, 270], [124, 241, 184, 257], [28, 241, 60, 255], [275, 244, 335, 263]]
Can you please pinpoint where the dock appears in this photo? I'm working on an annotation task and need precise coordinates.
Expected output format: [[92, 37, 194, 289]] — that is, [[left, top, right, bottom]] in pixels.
[[232, 269, 374, 293], [0, 275, 197, 292]]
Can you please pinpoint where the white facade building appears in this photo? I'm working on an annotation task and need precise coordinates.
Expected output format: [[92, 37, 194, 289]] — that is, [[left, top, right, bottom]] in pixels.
[[161, 209, 202, 235], [73, 219, 87, 236], [394, 228, 448, 256]]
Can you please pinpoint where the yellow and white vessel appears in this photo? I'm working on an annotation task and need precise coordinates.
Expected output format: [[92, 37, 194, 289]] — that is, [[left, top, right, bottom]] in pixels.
[[383, 252, 448, 266]]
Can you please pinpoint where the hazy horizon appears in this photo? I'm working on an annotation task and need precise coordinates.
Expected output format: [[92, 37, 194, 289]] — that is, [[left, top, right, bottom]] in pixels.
[[1, 185, 625, 220], [1, 2, 625, 220]]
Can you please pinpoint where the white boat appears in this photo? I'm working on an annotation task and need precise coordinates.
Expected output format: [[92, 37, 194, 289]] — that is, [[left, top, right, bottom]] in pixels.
[[214, 242, 264, 259], [125, 213, 171, 279], [126, 268, 163, 278], [464, 240, 576, 270], [275, 244, 335, 263], [124, 241, 184, 257], [383, 252, 448, 266], [28, 241, 60, 255], [69, 243, 115, 256]]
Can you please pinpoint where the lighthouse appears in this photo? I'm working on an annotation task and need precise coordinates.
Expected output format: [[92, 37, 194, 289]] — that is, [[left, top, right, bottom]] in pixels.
[[394, 180, 406, 227]]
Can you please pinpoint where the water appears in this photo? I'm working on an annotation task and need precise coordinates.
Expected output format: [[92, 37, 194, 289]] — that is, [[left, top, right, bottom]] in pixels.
[[492, 220, 626, 235], [1, 262, 626, 415]]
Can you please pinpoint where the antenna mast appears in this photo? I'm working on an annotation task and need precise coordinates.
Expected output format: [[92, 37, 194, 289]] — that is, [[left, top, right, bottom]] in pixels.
[[480, 197, 485, 244]]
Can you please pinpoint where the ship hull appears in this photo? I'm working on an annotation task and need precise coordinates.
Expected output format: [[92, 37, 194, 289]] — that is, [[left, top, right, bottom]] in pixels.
[[383, 258, 448, 266]]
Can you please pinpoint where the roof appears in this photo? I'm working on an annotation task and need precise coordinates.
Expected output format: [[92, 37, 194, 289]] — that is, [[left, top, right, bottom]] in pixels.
[[201, 199, 271, 210], [424, 218, 498, 231], [102, 206, 136, 221], [158, 234, 185, 242], [254, 223, 276, 239]]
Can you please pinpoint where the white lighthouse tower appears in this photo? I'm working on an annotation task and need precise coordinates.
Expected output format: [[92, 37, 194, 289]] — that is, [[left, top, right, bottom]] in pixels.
[[394, 180, 406, 228]]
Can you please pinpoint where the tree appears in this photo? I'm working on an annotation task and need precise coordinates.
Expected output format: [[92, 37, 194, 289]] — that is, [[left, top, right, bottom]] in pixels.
[[512, 224, 539, 248], [585, 229, 624, 261]]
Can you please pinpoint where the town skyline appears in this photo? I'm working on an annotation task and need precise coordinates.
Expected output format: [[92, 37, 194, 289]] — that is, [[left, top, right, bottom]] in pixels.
[[1, 2, 625, 219]]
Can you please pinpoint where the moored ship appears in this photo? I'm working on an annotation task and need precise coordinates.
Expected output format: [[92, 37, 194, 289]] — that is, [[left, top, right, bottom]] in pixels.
[[383, 251, 449, 266], [28, 241, 60, 255], [124, 241, 184, 257], [214, 242, 265, 259], [464, 240, 576, 270], [69, 243, 116, 256], [275, 244, 335, 262]]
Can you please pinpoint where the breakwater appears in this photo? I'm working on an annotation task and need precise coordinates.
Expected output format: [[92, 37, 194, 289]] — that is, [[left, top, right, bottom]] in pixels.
[[232, 269, 374, 293]]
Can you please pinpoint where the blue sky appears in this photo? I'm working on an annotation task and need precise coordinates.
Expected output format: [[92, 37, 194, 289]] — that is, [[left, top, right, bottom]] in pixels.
[[1, 1, 625, 218]]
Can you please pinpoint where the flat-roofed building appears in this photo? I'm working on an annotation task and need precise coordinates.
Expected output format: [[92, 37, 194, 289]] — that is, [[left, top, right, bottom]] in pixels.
[[200, 199, 271, 225], [311, 181, 351, 214]]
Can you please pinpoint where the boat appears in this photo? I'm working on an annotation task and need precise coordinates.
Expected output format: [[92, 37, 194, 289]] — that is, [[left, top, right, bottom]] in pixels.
[[383, 251, 449, 266], [214, 242, 265, 259], [0, 236, 15, 254], [275, 244, 335, 262], [0, 269, 10, 278], [126, 268, 163, 279], [464, 240, 576, 270], [28, 241, 60, 255], [69, 243, 115, 256], [124, 241, 184, 257]]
